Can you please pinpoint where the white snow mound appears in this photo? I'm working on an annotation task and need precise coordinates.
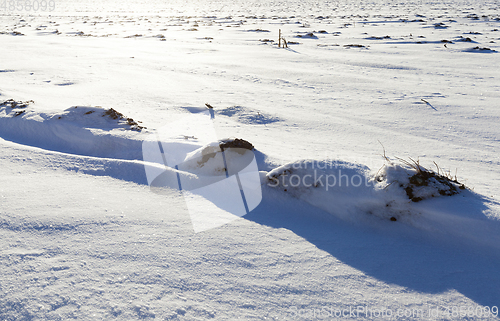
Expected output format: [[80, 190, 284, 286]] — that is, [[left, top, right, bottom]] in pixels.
[[266, 159, 390, 222], [265, 159, 473, 224], [264, 158, 500, 249], [0, 100, 145, 160]]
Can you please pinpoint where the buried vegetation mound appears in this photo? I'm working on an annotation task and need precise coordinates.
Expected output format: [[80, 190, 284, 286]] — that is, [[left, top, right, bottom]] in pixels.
[[62, 106, 146, 131], [0, 99, 34, 109], [0, 99, 34, 117], [1, 99, 146, 132], [102, 108, 146, 131], [377, 157, 466, 203]]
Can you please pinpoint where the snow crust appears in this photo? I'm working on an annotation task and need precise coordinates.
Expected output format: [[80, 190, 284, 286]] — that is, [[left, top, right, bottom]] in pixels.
[[2, 0, 500, 319]]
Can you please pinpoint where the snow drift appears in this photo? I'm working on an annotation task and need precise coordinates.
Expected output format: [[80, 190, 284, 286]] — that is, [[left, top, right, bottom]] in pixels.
[[2, 99, 499, 248], [265, 158, 468, 221], [0, 100, 145, 160], [263, 158, 500, 251]]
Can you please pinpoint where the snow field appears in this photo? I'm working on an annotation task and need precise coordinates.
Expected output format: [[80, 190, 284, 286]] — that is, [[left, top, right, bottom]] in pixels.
[[2, 0, 500, 319]]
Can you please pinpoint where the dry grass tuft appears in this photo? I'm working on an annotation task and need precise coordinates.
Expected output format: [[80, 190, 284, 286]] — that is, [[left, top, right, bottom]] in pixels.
[[377, 141, 466, 202]]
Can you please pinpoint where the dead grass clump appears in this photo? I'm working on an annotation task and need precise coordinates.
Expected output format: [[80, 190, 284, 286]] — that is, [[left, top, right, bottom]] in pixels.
[[396, 157, 466, 202], [471, 46, 496, 52], [344, 44, 365, 48], [378, 142, 466, 202], [219, 138, 254, 151], [103, 108, 124, 120], [0, 99, 34, 109], [102, 108, 146, 131]]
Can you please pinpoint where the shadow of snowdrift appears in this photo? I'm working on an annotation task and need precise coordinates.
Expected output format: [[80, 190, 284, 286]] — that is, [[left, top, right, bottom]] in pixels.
[[217, 106, 281, 125], [245, 182, 500, 308]]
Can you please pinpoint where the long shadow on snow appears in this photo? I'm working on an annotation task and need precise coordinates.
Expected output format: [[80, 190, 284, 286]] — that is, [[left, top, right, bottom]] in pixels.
[[245, 185, 500, 308]]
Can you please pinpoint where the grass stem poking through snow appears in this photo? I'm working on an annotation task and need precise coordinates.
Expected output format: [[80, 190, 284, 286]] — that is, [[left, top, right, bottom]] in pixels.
[[278, 29, 288, 48]]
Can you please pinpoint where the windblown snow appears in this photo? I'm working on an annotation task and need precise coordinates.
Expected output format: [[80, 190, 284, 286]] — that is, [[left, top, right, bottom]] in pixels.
[[1, 0, 500, 319]]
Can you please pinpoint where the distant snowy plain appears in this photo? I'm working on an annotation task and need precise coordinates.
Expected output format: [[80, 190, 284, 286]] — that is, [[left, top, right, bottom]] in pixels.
[[1, 0, 500, 319]]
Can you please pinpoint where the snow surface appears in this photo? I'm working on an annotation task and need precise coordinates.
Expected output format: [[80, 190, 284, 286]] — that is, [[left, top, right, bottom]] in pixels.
[[2, 0, 500, 319]]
